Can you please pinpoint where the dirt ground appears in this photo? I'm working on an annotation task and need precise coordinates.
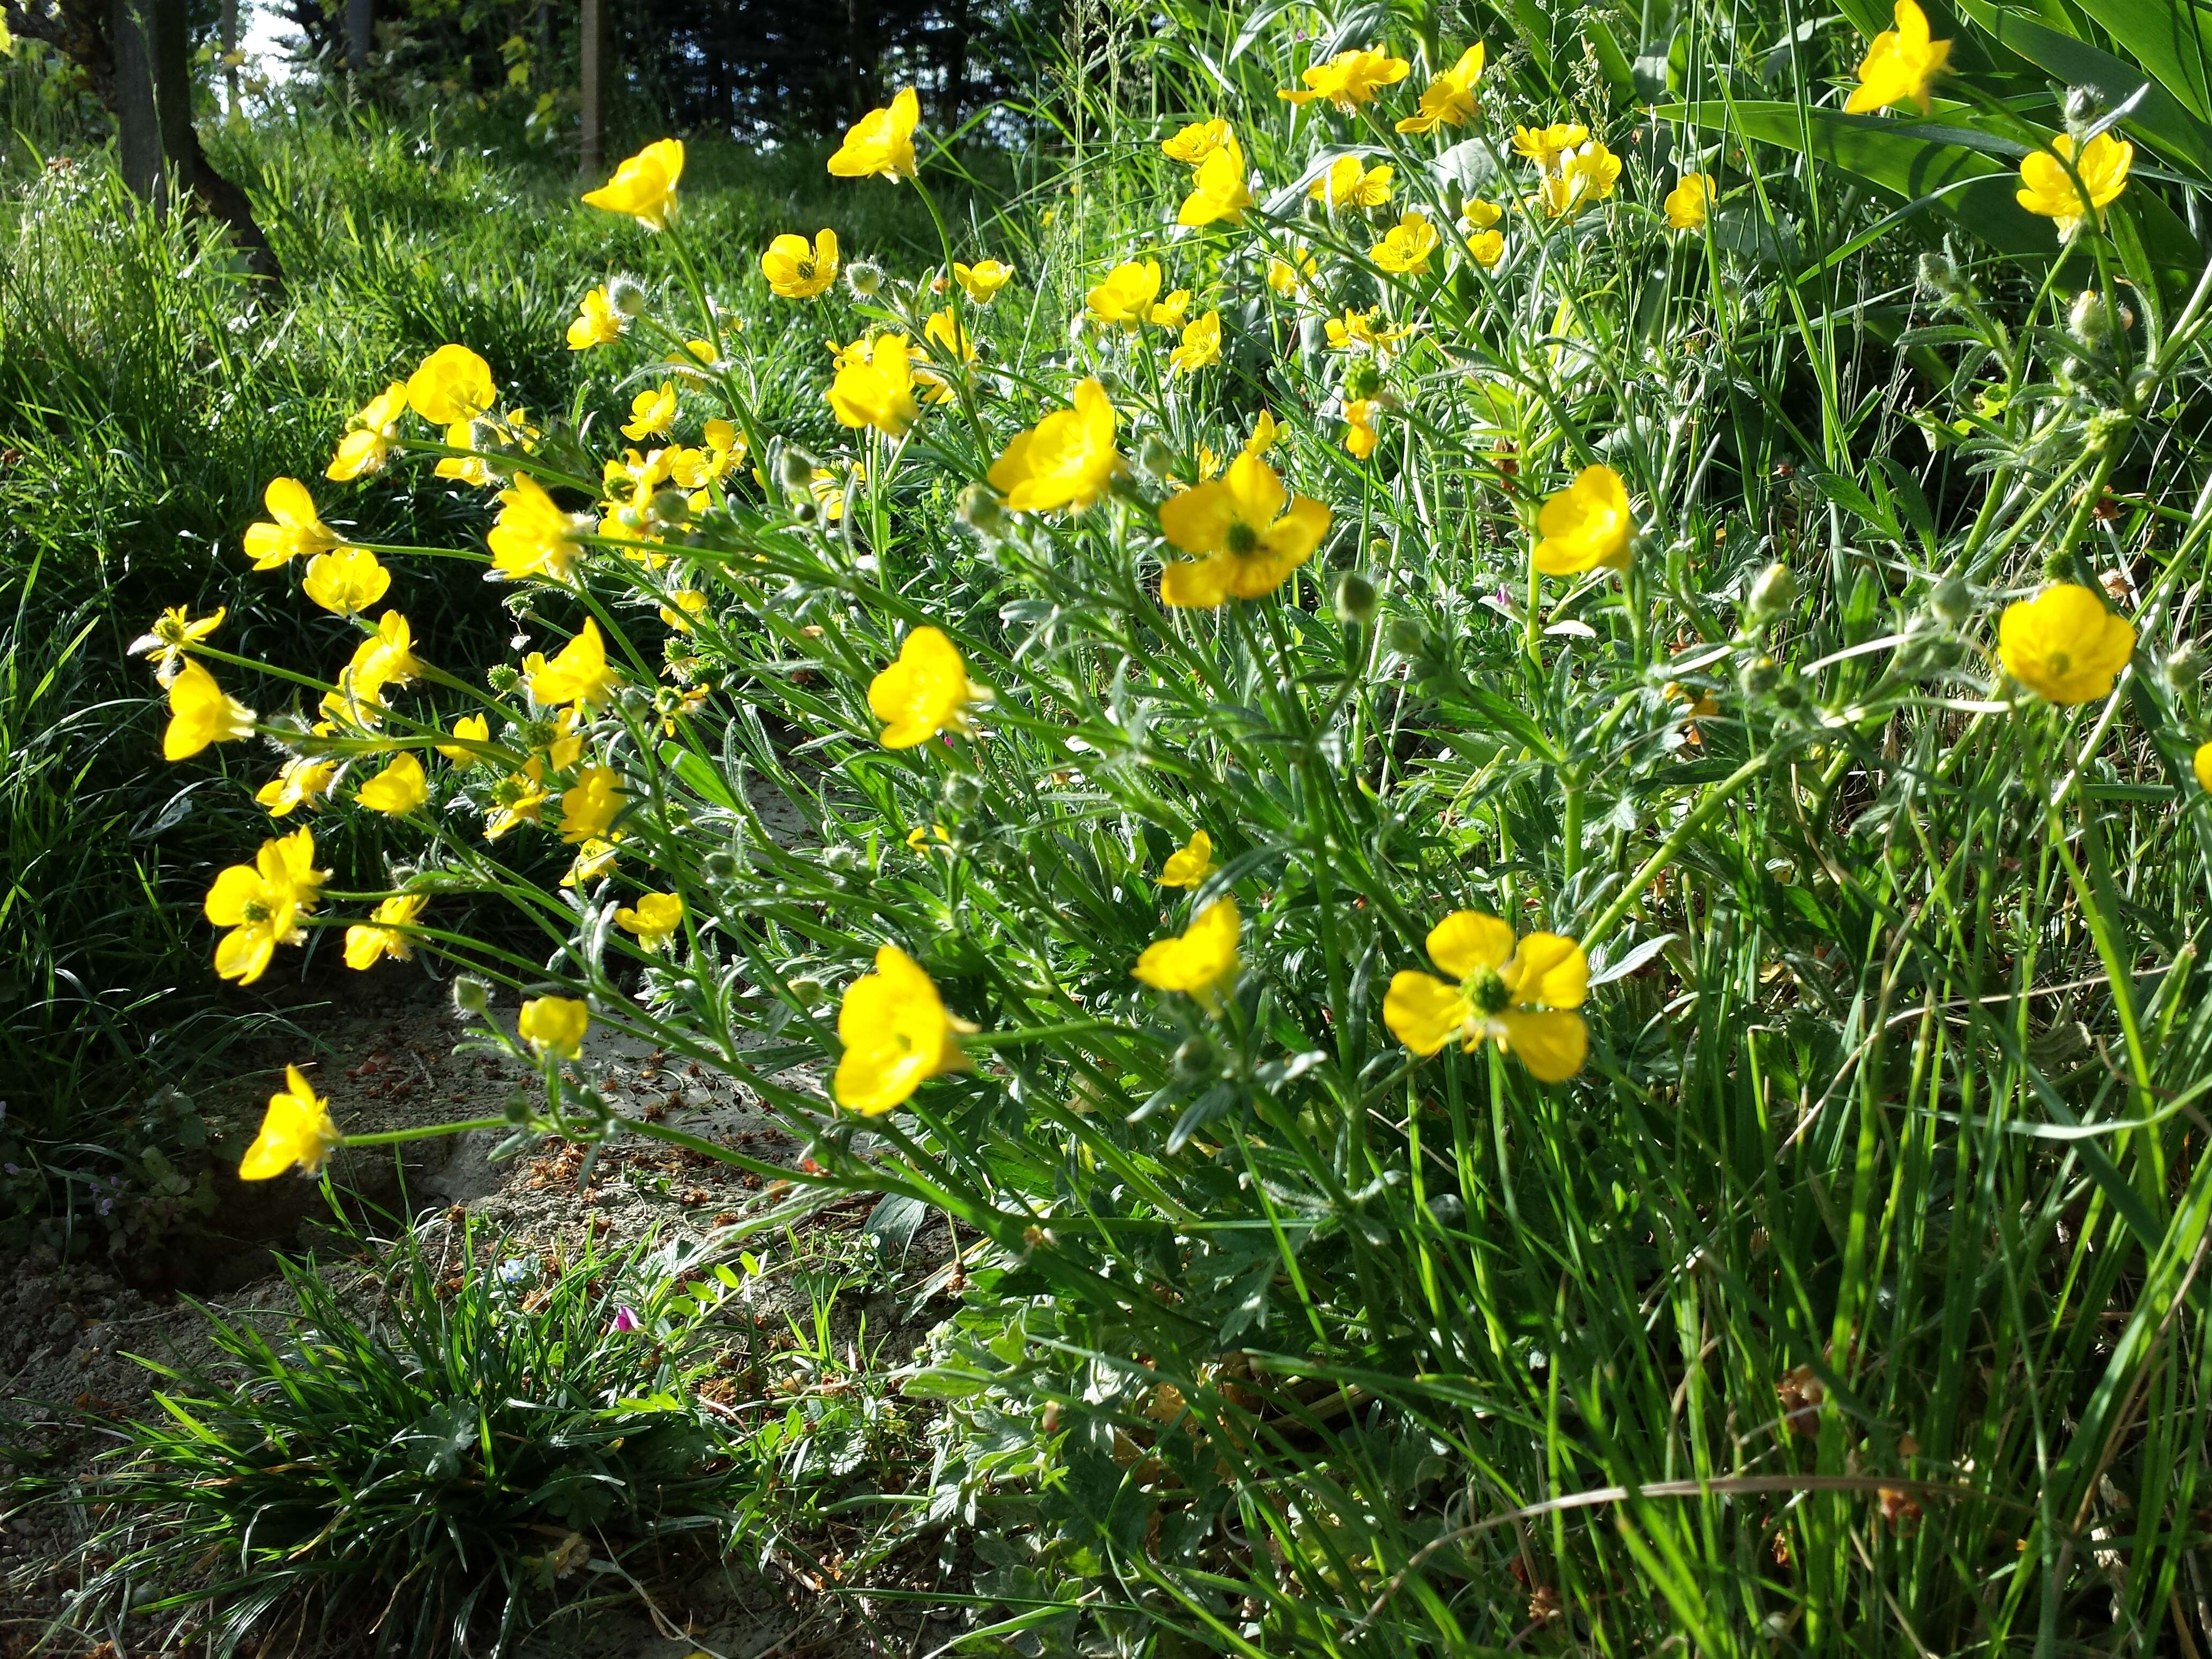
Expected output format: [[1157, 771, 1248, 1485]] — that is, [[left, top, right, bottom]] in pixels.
[[1, 968, 970, 1658]]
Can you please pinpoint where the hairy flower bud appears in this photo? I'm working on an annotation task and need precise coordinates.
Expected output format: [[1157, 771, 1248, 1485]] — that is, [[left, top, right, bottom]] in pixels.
[[2062, 84, 2105, 141], [703, 848, 741, 881], [1747, 562, 1797, 620], [777, 447, 817, 492], [453, 974, 492, 1015], [1173, 1036, 1218, 1078], [607, 273, 649, 317], [2163, 641, 2206, 686], [955, 481, 1006, 537], [1929, 573, 1972, 627], [1334, 572, 1378, 625], [1135, 432, 1176, 481], [1739, 655, 1781, 696], [843, 260, 884, 298], [1386, 616, 1428, 659], [487, 662, 521, 694]]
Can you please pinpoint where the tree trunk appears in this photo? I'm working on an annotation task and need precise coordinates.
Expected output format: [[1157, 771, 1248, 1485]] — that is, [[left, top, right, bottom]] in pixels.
[[578, 0, 603, 182], [152, 0, 285, 286], [109, 0, 164, 205], [220, 0, 238, 117], [344, 0, 371, 71]]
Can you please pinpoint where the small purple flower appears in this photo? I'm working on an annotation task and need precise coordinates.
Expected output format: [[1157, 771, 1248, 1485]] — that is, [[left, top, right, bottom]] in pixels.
[[497, 1257, 531, 1286], [3, 1164, 17, 1177], [610, 1305, 641, 1333]]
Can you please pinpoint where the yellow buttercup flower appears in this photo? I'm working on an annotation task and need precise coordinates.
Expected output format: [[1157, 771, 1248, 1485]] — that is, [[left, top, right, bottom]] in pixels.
[[615, 891, 684, 951], [1342, 398, 1381, 460], [204, 826, 327, 986], [243, 477, 346, 571], [1542, 142, 1622, 217], [1268, 246, 1318, 295], [622, 382, 678, 441], [1383, 911, 1589, 1082], [954, 259, 1014, 302], [484, 771, 548, 840], [1370, 210, 1440, 273], [338, 611, 423, 711], [1169, 310, 1223, 376], [827, 88, 920, 181], [129, 604, 225, 685], [1466, 228, 1505, 267], [832, 944, 974, 1115], [1665, 171, 1716, 230], [1395, 43, 1484, 133], [1161, 118, 1231, 163], [1151, 288, 1193, 329], [987, 378, 1124, 512], [344, 893, 427, 970], [1511, 121, 1588, 173], [1844, 0, 1950, 115], [1245, 410, 1282, 454], [582, 138, 685, 228], [1087, 258, 1164, 327], [828, 333, 922, 437], [810, 465, 858, 521], [489, 472, 596, 582], [301, 545, 391, 616], [2194, 741, 2212, 792], [763, 228, 840, 298], [434, 418, 497, 487], [1533, 465, 1634, 575], [519, 995, 589, 1058], [255, 755, 336, 818], [558, 765, 627, 843], [1133, 897, 1241, 1013], [163, 657, 256, 760], [238, 1065, 341, 1179], [327, 382, 407, 481], [1280, 47, 1410, 109], [1157, 450, 1332, 609], [922, 308, 977, 371], [1325, 307, 1410, 353], [1309, 154, 1394, 209], [437, 712, 492, 765], [1159, 830, 1219, 888], [1178, 136, 1254, 227], [405, 343, 496, 425], [357, 751, 428, 815], [870, 625, 978, 748], [566, 285, 625, 350], [563, 838, 620, 885], [527, 616, 617, 708], [1997, 583, 2135, 704], [2016, 132, 2133, 240]]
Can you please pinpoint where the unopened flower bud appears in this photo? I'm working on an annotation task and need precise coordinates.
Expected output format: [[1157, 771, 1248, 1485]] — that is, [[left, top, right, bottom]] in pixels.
[[955, 481, 1005, 536], [1929, 573, 1972, 626], [487, 663, 520, 694], [2163, 641, 2206, 685], [1334, 572, 1378, 625], [503, 1092, 533, 1124], [1342, 358, 1385, 402], [1739, 655, 1781, 696], [2127, 365, 2159, 408], [453, 974, 492, 1015], [648, 489, 692, 524], [2063, 84, 2105, 139], [941, 772, 984, 812], [1386, 616, 1428, 658], [607, 273, 649, 317], [1748, 562, 1797, 619], [785, 975, 824, 1005], [2070, 288, 2116, 346], [1173, 1036, 1217, 1078], [1917, 251, 1966, 300], [1135, 432, 1176, 481], [844, 260, 884, 298], [777, 447, 818, 492], [703, 849, 741, 881]]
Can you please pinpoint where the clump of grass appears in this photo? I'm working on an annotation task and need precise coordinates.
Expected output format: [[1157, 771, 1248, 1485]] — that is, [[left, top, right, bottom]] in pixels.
[[66, 1213, 762, 1656]]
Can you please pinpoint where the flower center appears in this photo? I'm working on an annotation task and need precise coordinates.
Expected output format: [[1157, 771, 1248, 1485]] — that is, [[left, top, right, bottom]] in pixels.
[[2047, 649, 2073, 675], [241, 899, 271, 924], [1225, 519, 1262, 558], [1464, 966, 1511, 1016]]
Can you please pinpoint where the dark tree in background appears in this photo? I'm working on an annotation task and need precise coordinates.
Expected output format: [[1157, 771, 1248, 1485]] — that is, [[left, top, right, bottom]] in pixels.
[[273, 0, 1048, 145]]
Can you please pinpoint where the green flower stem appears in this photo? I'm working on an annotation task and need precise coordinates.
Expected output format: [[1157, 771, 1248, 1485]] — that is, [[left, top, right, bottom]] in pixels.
[[340, 1117, 512, 1149], [1582, 750, 1774, 951]]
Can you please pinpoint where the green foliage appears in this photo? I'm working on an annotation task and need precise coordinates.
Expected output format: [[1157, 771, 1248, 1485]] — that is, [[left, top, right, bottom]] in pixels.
[[65, 1212, 792, 1656]]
